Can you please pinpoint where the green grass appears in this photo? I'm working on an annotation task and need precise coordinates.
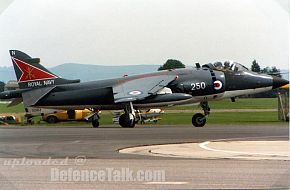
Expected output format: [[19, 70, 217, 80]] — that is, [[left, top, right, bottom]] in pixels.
[[0, 98, 285, 126], [0, 103, 24, 113], [157, 112, 281, 125], [18, 111, 284, 126], [169, 98, 277, 110], [0, 98, 278, 114], [53, 112, 283, 126]]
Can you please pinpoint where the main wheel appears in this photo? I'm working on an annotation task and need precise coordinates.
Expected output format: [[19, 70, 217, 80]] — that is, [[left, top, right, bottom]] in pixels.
[[92, 119, 99, 128], [119, 113, 135, 128], [192, 113, 206, 127]]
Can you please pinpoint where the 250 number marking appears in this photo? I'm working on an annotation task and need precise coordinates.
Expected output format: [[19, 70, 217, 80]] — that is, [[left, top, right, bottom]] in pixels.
[[191, 82, 206, 90]]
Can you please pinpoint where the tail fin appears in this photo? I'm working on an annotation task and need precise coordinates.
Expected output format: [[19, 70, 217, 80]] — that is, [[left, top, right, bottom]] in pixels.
[[10, 50, 80, 89]]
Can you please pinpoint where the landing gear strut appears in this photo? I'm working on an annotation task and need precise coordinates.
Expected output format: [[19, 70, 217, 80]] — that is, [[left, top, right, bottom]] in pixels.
[[119, 102, 136, 128], [86, 109, 100, 128], [92, 114, 100, 128], [192, 101, 210, 127]]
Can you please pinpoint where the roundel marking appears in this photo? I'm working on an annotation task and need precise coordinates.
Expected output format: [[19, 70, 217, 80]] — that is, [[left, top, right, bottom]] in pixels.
[[128, 90, 142, 96], [214, 80, 223, 90]]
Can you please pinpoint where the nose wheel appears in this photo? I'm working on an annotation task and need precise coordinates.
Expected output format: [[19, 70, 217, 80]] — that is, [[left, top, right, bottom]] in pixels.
[[192, 101, 210, 127], [192, 113, 206, 127]]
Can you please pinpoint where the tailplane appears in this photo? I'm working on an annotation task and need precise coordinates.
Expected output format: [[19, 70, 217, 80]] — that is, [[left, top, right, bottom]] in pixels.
[[9, 50, 80, 89]]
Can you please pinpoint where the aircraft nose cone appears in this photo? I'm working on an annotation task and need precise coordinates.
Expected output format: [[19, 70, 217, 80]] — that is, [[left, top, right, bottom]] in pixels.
[[272, 76, 289, 89]]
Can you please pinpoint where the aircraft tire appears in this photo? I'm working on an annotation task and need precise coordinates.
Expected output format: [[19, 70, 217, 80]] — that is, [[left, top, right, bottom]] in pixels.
[[192, 113, 206, 127], [92, 120, 99, 128], [119, 113, 135, 128], [46, 116, 58, 124]]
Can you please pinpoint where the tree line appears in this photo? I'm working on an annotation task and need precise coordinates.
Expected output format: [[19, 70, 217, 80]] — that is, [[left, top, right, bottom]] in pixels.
[[251, 59, 281, 78]]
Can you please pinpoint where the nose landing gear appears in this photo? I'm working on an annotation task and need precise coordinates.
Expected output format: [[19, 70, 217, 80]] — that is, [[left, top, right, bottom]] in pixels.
[[192, 101, 210, 127]]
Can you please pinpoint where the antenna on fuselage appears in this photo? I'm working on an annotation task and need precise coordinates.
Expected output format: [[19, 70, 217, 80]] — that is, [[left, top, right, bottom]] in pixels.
[[195, 63, 201, 69]]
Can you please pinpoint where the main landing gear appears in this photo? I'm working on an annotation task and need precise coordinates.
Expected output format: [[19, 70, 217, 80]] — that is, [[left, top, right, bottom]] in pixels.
[[192, 101, 210, 127], [119, 102, 136, 128]]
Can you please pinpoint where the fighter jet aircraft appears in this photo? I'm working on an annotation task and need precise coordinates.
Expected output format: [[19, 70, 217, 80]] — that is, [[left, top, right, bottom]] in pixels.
[[0, 50, 288, 128]]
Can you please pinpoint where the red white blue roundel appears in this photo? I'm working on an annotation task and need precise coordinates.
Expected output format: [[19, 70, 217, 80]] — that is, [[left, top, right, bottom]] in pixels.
[[129, 90, 142, 96], [214, 80, 223, 90]]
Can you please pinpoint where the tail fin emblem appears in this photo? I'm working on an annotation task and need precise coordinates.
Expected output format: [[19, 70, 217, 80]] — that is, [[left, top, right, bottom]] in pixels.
[[24, 67, 35, 80], [12, 57, 57, 82]]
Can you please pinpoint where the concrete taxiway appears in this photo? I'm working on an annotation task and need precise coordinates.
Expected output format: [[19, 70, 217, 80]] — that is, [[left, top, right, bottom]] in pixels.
[[0, 124, 289, 189], [120, 137, 289, 160]]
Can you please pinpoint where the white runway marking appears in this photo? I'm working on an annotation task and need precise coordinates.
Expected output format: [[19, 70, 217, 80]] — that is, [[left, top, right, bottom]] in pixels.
[[199, 141, 289, 157]]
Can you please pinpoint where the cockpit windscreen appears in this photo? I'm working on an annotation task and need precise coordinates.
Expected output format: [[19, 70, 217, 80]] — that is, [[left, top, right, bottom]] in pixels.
[[212, 61, 249, 72]]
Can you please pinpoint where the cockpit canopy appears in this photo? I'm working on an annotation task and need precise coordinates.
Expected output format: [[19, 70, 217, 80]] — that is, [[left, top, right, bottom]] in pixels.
[[211, 61, 249, 72]]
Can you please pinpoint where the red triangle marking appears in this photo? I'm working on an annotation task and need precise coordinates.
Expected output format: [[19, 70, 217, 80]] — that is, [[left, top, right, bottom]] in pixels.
[[12, 57, 57, 82]]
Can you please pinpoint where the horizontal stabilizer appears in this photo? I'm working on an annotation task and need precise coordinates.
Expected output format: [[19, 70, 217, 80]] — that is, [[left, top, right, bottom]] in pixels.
[[22, 86, 55, 107]]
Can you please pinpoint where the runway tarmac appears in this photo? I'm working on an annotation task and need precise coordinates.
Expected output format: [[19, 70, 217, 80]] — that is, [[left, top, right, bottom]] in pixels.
[[0, 124, 289, 189]]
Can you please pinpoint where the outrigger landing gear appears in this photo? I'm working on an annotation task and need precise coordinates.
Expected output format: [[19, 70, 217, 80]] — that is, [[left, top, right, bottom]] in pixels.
[[119, 102, 136, 128], [92, 114, 100, 128], [192, 101, 210, 127], [86, 109, 100, 128]]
